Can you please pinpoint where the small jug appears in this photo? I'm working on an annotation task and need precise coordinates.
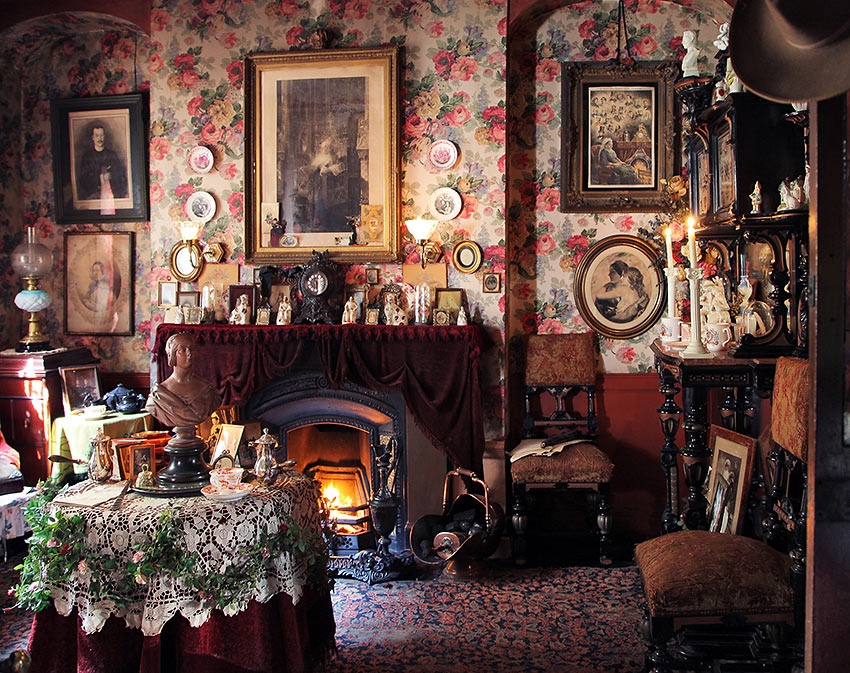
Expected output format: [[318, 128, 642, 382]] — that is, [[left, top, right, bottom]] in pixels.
[[88, 429, 114, 482], [250, 428, 280, 486], [704, 322, 733, 353]]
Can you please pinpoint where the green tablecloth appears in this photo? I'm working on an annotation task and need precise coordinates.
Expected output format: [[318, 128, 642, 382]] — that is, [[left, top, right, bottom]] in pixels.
[[50, 412, 152, 480]]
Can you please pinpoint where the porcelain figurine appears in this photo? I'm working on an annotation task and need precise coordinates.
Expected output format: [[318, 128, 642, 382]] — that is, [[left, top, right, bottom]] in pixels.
[[456, 306, 468, 326], [681, 31, 700, 78], [276, 295, 292, 325], [749, 181, 762, 214], [229, 294, 250, 324], [342, 295, 358, 324], [382, 293, 407, 326]]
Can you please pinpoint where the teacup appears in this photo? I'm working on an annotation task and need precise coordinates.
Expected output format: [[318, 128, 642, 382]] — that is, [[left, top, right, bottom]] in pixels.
[[210, 466, 244, 490], [660, 317, 681, 343], [704, 322, 733, 353]]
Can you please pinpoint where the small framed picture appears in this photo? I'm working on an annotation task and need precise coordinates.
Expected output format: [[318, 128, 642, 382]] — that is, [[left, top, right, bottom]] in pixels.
[[211, 423, 245, 468], [130, 443, 157, 481], [163, 306, 182, 323], [228, 284, 256, 318], [58, 364, 101, 416], [706, 425, 757, 535], [158, 280, 178, 307], [177, 290, 200, 308], [365, 307, 381, 325], [435, 288, 464, 321], [482, 272, 501, 294], [433, 308, 452, 326], [345, 285, 367, 323], [365, 267, 380, 285], [256, 307, 271, 325], [183, 306, 203, 324]]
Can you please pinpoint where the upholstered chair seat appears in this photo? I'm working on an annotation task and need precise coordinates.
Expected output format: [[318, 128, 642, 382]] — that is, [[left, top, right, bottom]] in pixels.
[[635, 530, 794, 618], [511, 441, 614, 484]]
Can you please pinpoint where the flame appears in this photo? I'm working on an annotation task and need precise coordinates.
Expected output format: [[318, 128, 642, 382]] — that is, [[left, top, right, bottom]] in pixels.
[[322, 481, 354, 520]]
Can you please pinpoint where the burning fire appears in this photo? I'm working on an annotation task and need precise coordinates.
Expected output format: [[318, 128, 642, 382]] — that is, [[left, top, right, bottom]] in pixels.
[[323, 481, 353, 519]]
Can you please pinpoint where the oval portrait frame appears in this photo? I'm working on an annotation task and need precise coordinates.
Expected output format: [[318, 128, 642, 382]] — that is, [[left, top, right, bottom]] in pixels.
[[452, 240, 482, 274], [185, 190, 216, 224], [573, 234, 665, 339]]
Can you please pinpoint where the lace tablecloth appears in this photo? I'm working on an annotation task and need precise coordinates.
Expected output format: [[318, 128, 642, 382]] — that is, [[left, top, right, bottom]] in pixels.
[[45, 472, 323, 636]]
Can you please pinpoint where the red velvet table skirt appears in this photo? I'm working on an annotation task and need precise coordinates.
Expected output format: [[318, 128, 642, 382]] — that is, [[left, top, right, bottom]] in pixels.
[[27, 590, 336, 673]]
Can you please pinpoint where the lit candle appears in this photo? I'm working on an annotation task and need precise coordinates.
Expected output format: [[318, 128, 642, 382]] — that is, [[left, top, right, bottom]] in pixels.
[[687, 217, 697, 267], [665, 227, 674, 268]]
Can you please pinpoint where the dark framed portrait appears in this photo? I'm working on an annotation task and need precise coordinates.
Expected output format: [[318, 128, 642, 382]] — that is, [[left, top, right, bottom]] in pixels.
[[712, 119, 736, 217], [51, 94, 149, 223], [244, 47, 400, 264], [228, 284, 256, 316], [561, 61, 680, 212], [482, 272, 501, 293], [64, 231, 135, 336], [706, 425, 756, 535], [687, 132, 712, 218], [58, 364, 101, 416], [573, 234, 665, 339]]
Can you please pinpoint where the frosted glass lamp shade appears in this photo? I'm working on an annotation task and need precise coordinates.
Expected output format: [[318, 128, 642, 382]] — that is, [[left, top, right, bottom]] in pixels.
[[15, 289, 52, 312], [11, 229, 53, 277], [405, 219, 437, 242]]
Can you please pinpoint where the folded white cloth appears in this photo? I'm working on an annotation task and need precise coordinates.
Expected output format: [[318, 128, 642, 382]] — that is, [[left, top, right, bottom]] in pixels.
[[508, 437, 593, 463]]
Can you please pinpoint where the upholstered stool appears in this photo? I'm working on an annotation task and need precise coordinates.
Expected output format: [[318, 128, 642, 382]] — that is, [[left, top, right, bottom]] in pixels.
[[510, 332, 614, 565]]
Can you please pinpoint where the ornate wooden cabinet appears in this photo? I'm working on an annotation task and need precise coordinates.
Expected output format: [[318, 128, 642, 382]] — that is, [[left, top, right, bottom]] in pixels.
[[682, 90, 808, 357], [0, 347, 97, 484]]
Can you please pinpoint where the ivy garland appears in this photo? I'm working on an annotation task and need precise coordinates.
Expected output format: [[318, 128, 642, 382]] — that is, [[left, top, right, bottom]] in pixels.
[[10, 481, 333, 613]]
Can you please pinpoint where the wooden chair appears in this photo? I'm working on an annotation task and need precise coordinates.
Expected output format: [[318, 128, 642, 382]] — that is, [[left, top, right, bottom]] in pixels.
[[634, 356, 808, 673], [509, 332, 614, 565]]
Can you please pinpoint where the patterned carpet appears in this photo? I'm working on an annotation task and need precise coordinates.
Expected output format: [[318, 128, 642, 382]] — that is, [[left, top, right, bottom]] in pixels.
[[1, 545, 645, 672]]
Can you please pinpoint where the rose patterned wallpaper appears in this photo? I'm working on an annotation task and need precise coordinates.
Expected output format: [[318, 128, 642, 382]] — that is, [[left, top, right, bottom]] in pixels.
[[0, 0, 730, 441]]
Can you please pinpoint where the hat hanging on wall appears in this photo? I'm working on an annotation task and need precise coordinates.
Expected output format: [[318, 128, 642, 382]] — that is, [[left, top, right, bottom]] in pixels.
[[730, 0, 850, 103]]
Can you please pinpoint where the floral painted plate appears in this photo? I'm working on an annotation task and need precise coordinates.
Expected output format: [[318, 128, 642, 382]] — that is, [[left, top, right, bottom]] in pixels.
[[428, 140, 459, 170], [430, 186, 463, 220], [188, 145, 214, 173], [201, 482, 257, 503]]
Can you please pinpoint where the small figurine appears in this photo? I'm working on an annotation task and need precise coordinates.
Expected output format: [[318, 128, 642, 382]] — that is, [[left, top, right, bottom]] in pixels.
[[276, 295, 292, 325], [382, 293, 408, 326], [229, 294, 250, 325], [341, 295, 359, 324], [135, 463, 156, 489], [456, 306, 468, 326], [680, 30, 700, 78], [778, 177, 802, 211], [713, 22, 729, 53], [749, 181, 762, 214]]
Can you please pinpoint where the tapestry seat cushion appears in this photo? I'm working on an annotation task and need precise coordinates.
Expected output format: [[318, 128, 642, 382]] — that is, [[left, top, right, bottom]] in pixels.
[[635, 530, 794, 618], [511, 442, 613, 484]]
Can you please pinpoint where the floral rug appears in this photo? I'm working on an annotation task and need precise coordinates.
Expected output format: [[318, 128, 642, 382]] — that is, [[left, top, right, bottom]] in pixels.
[[1, 550, 645, 672]]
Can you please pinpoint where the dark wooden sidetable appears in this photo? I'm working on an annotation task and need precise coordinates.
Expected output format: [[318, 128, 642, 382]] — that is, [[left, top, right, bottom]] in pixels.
[[0, 347, 98, 484], [650, 339, 776, 534]]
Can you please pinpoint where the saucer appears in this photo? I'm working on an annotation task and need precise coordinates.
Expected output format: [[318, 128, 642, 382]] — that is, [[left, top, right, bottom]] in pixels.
[[665, 341, 688, 351], [201, 482, 256, 503]]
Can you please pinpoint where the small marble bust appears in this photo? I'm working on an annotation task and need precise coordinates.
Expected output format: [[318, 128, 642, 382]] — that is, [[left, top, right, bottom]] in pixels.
[[681, 31, 700, 78]]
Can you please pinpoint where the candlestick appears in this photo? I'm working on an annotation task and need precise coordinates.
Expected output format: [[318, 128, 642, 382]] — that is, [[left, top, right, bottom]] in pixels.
[[665, 227, 674, 268], [687, 217, 697, 268], [660, 267, 681, 344], [665, 267, 677, 318], [681, 266, 710, 358]]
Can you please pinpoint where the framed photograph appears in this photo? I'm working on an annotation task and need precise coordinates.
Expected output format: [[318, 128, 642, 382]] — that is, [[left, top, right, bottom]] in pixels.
[[244, 47, 400, 264], [687, 133, 712, 218], [365, 268, 380, 285], [256, 307, 271, 325], [130, 443, 157, 481], [228, 284, 256, 317], [706, 425, 756, 535], [64, 231, 135, 336], [365, 307, 380, 325], [59, 364, 101, 416], [183, 306, 203, 324], [561, 61, 679, 212], [712, 119, 736, 216], [573, 234, 665, 340], [177, 290, 200, 308], [452, 240, 482, 274], [51, 94, 149, 223], [482, 272, 501, 294], [211, 423, 245, 468], [435, 288, 464, 322], [158, 280, 178, 307]]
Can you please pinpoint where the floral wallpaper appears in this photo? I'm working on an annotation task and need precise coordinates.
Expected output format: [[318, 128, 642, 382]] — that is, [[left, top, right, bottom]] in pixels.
[[507, 0, 729, 377]]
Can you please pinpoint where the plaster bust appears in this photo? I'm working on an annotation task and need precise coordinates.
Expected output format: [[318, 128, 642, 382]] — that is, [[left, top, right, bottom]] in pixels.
[[681, 30, 700, 78], [145, 332, 222, 428]]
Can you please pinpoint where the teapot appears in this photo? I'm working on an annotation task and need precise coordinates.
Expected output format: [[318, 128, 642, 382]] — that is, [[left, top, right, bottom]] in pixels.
[[117, 390, 146, 414], [250, 428, 282, 486], [87, 429, 114, 482]]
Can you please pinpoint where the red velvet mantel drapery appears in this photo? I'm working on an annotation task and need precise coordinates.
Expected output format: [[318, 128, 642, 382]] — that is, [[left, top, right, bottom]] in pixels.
[[152, 324, 490, 471]]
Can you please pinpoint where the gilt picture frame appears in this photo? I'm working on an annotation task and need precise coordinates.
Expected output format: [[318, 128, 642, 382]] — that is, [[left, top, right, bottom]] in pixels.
[[64, 231, 135, 336], [244, 46, 400, 264], [573, 234, 665, 339], [51, 93, 149, 223], [561, 61, 680, 212]]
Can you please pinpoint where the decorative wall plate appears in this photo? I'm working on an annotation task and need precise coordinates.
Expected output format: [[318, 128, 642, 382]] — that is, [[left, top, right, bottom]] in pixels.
[[428, 140, 459, 170], [431, 187, 463, 220], [185, 190, 216, 223], [452, 240, 482, 274], [188, 145, 214, 173]]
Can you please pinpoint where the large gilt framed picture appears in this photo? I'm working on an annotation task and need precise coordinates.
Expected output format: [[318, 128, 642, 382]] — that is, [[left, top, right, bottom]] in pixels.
[[561, 61, 679, 212], [244, 46, 400, 264], [51, 94, 149, 223], [573, 234, 665, 339], [64, 231, 135, 336], [706, 425, 756, 535]]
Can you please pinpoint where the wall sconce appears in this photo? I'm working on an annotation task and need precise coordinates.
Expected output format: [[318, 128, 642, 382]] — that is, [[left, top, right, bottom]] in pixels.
[[11, 225, 54, 352], [169, 221, 205, 282], [177, 220, 203, 243], [405, 219, 440, 268]]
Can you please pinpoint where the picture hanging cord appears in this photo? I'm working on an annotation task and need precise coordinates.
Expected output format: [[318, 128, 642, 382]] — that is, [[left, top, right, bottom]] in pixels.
[[615, 0, 633, 64]]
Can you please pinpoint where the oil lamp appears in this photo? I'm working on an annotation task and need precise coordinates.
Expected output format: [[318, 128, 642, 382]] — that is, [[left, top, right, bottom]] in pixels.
[[11, 225, 53, 353]]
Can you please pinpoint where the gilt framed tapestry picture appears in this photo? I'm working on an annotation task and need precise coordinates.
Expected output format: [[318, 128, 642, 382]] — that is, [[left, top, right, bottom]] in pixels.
[[64, 231, 135, 336], [51, 94, 149, 223], [561, 61, 680, 212], [244, 46, 400, 264]]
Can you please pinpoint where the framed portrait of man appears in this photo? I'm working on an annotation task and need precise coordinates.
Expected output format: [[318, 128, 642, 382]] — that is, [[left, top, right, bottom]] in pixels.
[[64, 231, 135, 336], [51, 94, 149, 223]]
